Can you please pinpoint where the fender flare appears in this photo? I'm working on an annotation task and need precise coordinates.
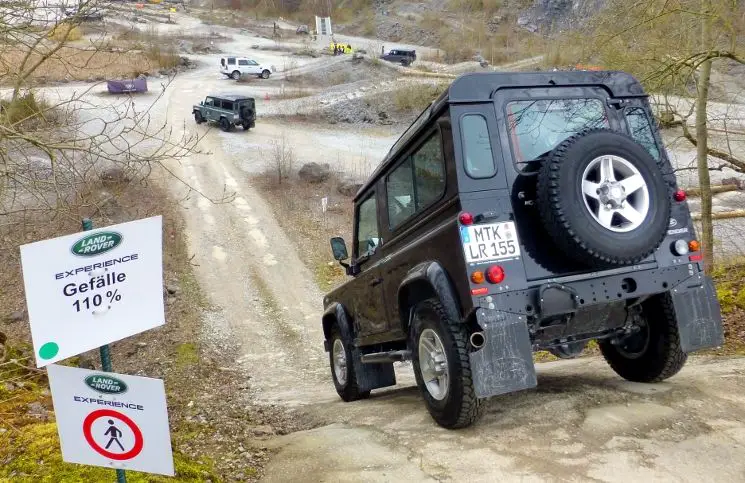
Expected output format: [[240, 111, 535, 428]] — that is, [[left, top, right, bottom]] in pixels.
[[321, 302, 353, 345], [398, 261, 462, 330]]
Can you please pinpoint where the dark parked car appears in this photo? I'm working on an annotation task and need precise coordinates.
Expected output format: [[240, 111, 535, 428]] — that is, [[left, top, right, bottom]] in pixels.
[[193, 94, 255, 132], [321, 71, 724, 429], [380, 48, 416, 66]]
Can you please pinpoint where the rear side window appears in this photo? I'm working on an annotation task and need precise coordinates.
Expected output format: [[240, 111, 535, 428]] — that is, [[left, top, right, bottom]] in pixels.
[[356, 194, 380, 258], [222, 100, 234, 110], [227, 58, 236, 65], [238, 59, 248, 66], [461, 114, 496, 178], [625, 107, 660, 161], [387, 158, 415, 228], [506, 99, 609, 172], [386, 132, 446, 229]]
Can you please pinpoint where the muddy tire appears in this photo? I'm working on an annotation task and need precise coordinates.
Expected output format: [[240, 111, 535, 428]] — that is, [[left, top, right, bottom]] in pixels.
[[536, 129, 670, 269], [194, 111, 203, 124], [329, 324, 370, 402], [219, 117, 231, 132], [410, 298, 483, 429], [599, 292, 687, 382], [231, 70, 241, 80], [261, 69, 271, 79], [242, 122, 251, 131]]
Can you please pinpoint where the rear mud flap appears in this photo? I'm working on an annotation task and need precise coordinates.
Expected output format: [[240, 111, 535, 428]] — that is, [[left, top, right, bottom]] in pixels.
[[469, 309, 537, 399], [671, 276, 725, 353], [352, 348, 396, 393]]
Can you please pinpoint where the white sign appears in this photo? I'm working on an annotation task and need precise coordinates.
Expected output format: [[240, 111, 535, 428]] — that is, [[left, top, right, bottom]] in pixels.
[[315, 15, 332, 36], [321, 196, 328, 213], [47, 364, 174, 476], [20, 216, 165, 367]]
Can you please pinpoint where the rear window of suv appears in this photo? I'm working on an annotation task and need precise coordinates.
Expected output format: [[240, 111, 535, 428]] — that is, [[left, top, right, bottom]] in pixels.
[[506, 99, 609, 172]]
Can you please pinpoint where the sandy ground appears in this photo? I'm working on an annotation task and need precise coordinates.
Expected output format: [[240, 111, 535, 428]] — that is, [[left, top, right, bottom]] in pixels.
[[23, 9, 745, 481]]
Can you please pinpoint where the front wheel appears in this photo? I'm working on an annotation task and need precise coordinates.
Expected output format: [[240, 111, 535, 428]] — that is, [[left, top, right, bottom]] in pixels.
[[261, 69, 270, 79], [599, 292, 687, 382], [411, 298, 483, 429], [329, 324, 370, 402], [194, 111, 203, 124]]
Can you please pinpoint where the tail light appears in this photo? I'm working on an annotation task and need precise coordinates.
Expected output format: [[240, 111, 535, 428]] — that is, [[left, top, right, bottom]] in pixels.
[[486, 265, 505, 284], [689, 240, 700, 252], [471, 287, 488, 295], [674, 190, 687, 202], [459, 212, 474, 225]]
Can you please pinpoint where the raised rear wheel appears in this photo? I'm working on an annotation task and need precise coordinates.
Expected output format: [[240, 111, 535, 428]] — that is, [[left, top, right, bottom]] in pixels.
[[219, 117, 231, 132], [231, 70, 241, 80]]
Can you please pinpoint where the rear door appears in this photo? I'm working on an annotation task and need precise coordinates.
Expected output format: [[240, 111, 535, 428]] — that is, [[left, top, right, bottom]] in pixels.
[[491, 87, 637, 281]]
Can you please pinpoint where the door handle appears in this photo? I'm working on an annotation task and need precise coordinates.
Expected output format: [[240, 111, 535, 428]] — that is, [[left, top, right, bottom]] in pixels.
[[370, 278, 383, 287]]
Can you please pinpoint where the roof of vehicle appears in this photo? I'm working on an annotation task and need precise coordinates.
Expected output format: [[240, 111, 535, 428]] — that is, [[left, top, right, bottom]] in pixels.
[[205, 94, 255, 101], [354, 70, 645, 200]]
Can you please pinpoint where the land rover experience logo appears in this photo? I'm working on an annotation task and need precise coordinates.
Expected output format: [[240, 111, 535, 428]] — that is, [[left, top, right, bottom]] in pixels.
[[71, 231, 122, 257], [85, 374, 128, 394]]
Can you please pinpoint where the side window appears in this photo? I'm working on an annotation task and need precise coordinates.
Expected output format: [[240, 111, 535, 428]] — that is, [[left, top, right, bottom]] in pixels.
[[461, 114, 496, 179], [413, 133, 446, 209], [625, 107, 661, 161], [222, 100, 234, 110], [356, 194, 380, 258], [387, 158, 415, 228], [204, 97, 214, 106], [238, 59, 248, 66], [386, 132, 446, 229], [227, 58, 236, 65]]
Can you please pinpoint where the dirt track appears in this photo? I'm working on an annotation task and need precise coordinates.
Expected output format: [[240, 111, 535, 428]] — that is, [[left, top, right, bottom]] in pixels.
[[40, 11, 745, 481]]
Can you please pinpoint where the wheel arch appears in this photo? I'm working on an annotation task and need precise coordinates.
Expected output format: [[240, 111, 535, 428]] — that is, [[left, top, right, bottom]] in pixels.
[[322, 302, 353, 344], [398, 261, 462, 334]]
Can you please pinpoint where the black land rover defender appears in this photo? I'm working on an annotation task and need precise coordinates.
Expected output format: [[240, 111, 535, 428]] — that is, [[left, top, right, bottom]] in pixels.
[[322, 71, 724, 429]]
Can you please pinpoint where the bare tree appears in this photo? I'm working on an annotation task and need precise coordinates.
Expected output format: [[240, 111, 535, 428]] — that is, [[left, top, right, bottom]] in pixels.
[[0, 0, 224, 254]]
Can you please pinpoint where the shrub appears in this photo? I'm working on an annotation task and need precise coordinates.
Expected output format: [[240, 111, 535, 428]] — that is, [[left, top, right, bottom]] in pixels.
[[0, 91, 50, 126], [48, 23, 82, 42]]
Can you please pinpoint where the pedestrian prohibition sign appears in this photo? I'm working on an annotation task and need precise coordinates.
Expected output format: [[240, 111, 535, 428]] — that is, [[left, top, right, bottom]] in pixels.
[[47, 364, 174, 476], [83, 409, 144, 460]]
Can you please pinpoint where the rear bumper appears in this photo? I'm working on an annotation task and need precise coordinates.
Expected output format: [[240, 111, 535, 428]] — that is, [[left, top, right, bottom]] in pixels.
[[481, 263, 703, 318], [468, 266, 724, 399]]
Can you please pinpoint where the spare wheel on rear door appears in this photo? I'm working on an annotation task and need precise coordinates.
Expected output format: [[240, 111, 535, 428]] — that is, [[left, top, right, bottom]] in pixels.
[[536, 128, 670, 269]]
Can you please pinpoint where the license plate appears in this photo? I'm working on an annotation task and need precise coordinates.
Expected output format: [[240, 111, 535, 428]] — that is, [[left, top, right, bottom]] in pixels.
[[460, 221, 521, 264]]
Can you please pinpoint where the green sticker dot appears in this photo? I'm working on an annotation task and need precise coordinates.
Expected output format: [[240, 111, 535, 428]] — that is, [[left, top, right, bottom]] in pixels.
[[39, 342, 59, 360]]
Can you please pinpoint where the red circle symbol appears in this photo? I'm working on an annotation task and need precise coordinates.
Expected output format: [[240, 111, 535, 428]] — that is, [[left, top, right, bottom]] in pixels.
[[82, 409, 144, 460]]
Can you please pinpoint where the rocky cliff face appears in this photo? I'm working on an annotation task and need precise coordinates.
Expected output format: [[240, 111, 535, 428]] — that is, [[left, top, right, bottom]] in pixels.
[[518, 0, 607, 33]]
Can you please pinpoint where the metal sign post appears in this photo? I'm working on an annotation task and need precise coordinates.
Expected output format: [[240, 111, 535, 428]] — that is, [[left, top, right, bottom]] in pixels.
[[81, 218, 127, 483]]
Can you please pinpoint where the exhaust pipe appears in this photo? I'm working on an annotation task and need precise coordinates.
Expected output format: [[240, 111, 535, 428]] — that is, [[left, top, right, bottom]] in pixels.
[[470, 331, 485, 349]]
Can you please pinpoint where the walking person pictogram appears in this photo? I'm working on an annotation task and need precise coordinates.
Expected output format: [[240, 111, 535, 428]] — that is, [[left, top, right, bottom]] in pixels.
[[104, 419, 124, 451]]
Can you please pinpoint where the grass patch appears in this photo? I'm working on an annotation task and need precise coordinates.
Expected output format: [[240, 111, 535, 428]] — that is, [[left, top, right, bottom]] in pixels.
[[393, 82, 448, 112], [0, 91, 59, 126], [175, 342, 200, 367], [48, 23, 82, 42]]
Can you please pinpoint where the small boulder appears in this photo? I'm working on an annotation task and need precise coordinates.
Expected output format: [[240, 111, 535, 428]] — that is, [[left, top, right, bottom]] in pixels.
[[77, 355, 96, 370], [337, 180, 362, 197], [298, 162, 331, 183], [8, 310, 25, 323], [166, 283, 180, 296]]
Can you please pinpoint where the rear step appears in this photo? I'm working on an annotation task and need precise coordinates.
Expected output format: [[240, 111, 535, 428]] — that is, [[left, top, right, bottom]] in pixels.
[[361, 350, 412, 364]]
